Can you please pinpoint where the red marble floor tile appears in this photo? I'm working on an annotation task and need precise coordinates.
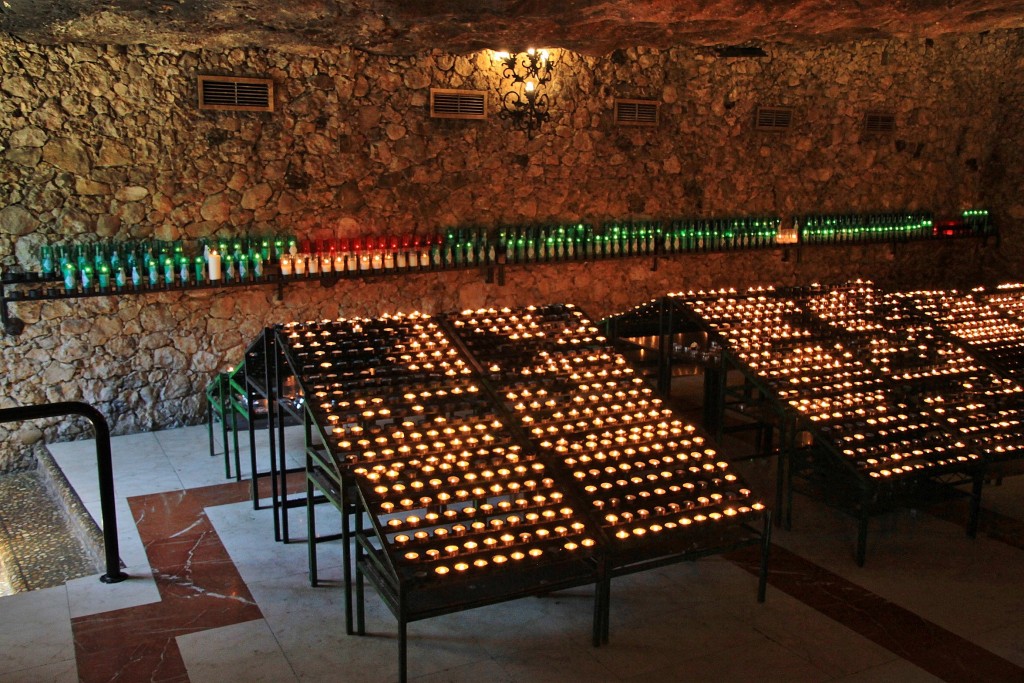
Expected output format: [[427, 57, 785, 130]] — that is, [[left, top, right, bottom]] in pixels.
[[189, 480, 255, 508], [72, 482, 261, 683], [249, 472, 297, 505], [729, 543, 1024, 682], [75, 635, 190, 683]]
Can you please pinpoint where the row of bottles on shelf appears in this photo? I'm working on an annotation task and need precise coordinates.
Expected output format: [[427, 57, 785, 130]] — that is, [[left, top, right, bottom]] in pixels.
[[18, 209, 993, 292], [932, 209, 995, 238], [796, 213, 935, 244], [30, 219, 785, 290], [796, 210, 995, 244], [278, 217, 782, 275], [38, 236, 302, 292], [493, 217, 780, 264]]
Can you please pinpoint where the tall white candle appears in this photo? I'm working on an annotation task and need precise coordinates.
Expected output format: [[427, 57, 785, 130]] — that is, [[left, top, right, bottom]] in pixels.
[[294, 255, 307, 275], [208, 250, 222, 281], [280, 256, 293, 276], [322, 255, 333, 273]]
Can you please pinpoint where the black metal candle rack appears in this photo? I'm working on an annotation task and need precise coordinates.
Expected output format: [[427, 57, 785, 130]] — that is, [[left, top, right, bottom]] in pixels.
[[611, 283, 1024, 566], [265, 306, 770, 682]]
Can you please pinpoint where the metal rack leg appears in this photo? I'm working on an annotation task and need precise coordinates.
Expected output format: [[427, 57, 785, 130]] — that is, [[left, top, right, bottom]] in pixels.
[[342, 501, 354, 635], [783, 423, 796, 532], [246, 392, 258, 498], [703, 365, 726, 442], [601, 578, 612, 645], [355, 514, 365, 635], [230, 399, 241, 482], [219, 378, 231, 479], [277, 395, 290, 542], [757, 511, 772, 603], [264, 333, 279, 520], [591, 579, 603, 647], [774, 444, 786, 530], [269, 402, 282, 542], [398, 619, 408, 683], [785, 458, 795, 532], [207, 401, 215, 458], [856, 513, 869, 567], [307, 476, 318, 586], [761, 423, 774, 459], [967, 472, 983, 539]]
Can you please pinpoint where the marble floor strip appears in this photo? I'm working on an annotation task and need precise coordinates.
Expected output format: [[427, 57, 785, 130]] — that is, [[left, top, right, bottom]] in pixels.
[[71, 482, 260, 683], [729, 543, 1024, 682]]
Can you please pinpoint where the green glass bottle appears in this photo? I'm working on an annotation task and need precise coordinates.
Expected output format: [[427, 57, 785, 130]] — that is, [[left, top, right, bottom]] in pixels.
[[63, 262, 77, 292], [223, 252, 235, 282], [194, 256, 205, 283], [81, 262, 94, 290], [163, 256, 175, 285], [40, 245, 54, 275], [98, 263, 110, 289]]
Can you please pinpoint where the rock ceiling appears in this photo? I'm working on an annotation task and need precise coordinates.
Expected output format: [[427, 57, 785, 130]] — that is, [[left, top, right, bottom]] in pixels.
[[1, 0, 1023, 55]]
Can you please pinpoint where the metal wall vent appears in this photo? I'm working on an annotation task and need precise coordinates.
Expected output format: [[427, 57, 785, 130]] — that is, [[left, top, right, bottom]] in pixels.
[[198, 76, 274, 112], [755, 106, 793, 131], [864, 112, 896, 134], [614, 99, 660, 127], [430, 88, 487, 120]]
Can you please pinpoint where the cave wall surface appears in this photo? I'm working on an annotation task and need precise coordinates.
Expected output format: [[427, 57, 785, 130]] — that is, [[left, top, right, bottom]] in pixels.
[[0, 32, 1020, 467]]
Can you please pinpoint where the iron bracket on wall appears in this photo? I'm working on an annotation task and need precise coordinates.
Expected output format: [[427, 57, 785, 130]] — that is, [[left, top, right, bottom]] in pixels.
[[1, 287, 24, 336]]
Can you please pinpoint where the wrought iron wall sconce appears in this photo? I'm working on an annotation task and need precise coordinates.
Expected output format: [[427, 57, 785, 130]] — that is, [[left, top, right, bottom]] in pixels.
[[496, 49, 555, 138]]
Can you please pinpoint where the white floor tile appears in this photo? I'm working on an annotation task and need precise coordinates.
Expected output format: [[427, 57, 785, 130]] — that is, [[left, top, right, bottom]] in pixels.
[[0, 658, 78, 683], [0, 585, 74, 676], [177, 618, 298, 683], [65, 563, 161, 619]]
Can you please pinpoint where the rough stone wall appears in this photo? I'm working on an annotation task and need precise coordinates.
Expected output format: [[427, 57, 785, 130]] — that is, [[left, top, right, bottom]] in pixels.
[[984, 37, 1024, 278], [0, 33, 1018, 467]]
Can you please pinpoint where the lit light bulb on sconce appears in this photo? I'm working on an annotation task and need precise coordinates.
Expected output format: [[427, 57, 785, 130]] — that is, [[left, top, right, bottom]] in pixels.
[[495, 46, 556, 138]]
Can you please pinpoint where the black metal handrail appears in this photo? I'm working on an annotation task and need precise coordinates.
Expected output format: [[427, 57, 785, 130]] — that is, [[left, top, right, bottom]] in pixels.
[[0, 401, 128, 583]]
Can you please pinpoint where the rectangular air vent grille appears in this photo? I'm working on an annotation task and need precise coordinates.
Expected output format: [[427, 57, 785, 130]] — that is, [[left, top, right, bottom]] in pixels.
[[864, 112, 896, 134], [614, 99, 660, 127], [755, 106, 793, 131], [198, 76, 274, 112], [430, 88, 487, 120]]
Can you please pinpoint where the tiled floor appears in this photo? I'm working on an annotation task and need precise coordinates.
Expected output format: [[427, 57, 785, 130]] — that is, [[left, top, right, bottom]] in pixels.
[[2, 424, 1024, 681]]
